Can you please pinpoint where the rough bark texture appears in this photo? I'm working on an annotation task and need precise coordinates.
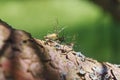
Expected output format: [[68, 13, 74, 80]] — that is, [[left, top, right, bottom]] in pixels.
[[0, 19, 120, 80]]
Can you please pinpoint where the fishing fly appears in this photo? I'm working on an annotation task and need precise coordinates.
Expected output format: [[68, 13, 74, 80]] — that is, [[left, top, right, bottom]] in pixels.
[[44, 19, 66, 43]]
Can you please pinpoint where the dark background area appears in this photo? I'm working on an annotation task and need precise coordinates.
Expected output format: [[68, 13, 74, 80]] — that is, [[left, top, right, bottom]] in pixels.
[[0, 0, 120, 63]]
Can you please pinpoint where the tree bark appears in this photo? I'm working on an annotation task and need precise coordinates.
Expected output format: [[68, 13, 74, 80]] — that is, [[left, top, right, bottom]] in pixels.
[[0, 19, 120, 80]]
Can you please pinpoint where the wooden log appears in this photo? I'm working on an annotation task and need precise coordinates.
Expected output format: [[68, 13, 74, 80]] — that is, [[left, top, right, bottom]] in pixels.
[[0, 19, 120, 80]]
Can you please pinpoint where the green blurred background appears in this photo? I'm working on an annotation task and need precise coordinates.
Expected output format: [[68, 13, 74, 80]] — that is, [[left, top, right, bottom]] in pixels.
[[0, 0, 120, 63]]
